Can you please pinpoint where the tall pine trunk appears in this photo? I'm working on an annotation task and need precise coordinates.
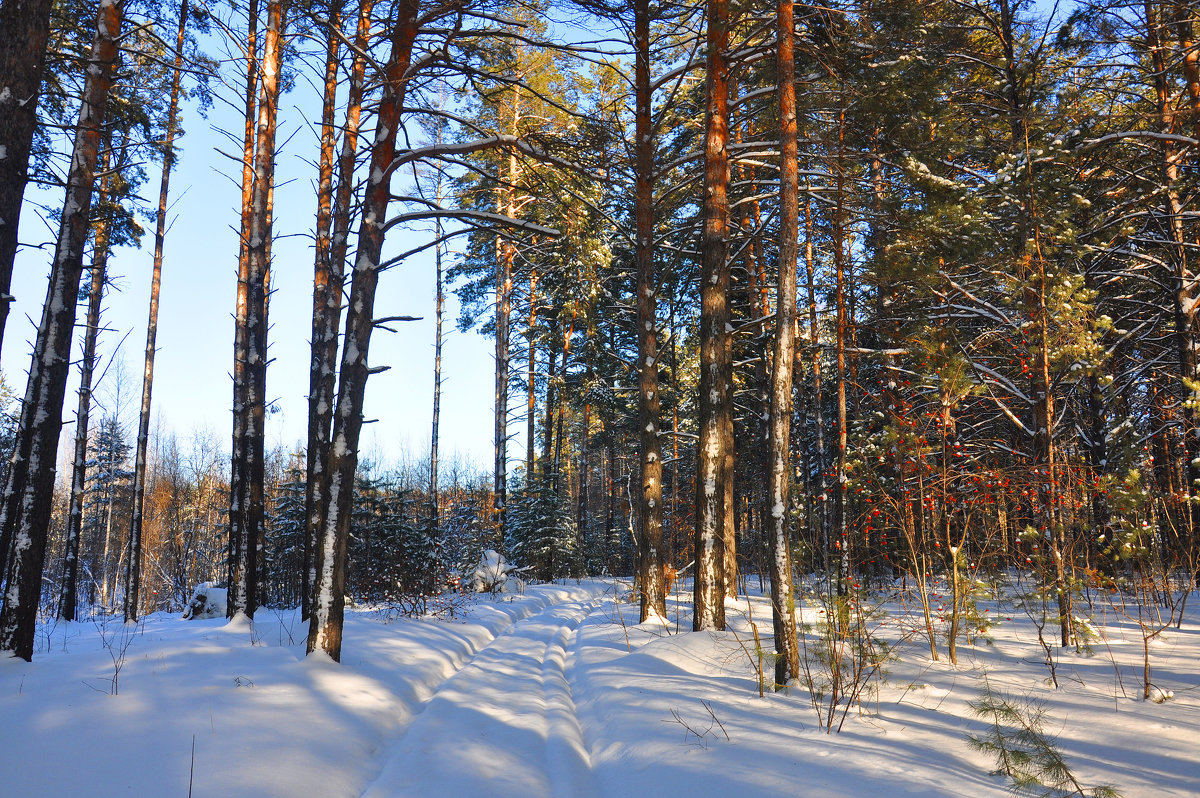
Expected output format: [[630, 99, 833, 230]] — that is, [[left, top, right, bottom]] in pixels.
[[304, 0, 372, 619], [1146, 1, 1200, 559], [308, 0, 421, 661], [227, 0, 260, 617], [766, 0, 800, 686], [633, 0, 665, 622], [0, 0, 56, 363], [493, 98, 521, 535], [0, 0, 123, 660], [694, 0, 730, 631], [125, 0, 189, 622], [60, 158, 114, 622], [430, 191, 444, 530], [230, 0, 286, 618]]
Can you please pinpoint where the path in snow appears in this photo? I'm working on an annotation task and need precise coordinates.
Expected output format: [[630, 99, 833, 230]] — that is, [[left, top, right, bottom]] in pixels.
[[358, 597, 606, 798]]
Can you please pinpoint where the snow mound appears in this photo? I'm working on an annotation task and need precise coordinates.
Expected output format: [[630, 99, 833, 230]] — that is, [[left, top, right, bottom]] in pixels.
[[182, 582, 227, 619]]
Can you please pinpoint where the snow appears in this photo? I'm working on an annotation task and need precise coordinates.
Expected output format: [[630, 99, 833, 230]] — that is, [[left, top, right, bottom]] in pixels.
[[471, 549, 523, 593], [182, 582, 227, 619], [1, 579, 1198, 797]]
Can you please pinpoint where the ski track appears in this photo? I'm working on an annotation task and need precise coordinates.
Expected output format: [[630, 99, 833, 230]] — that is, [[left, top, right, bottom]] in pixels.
[[358, 595, 609, 798]]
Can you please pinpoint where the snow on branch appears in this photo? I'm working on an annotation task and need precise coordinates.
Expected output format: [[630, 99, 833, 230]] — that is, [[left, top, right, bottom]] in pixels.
[[1081, 131, 1200, 151]]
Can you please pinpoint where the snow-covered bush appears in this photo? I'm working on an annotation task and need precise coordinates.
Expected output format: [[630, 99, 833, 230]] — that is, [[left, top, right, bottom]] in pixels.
[[471, 550, 524, 594], [182, 582, 227, 619]]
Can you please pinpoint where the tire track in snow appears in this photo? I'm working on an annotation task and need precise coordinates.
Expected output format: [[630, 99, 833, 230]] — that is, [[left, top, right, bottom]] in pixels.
[[357, 593, 612, 798], [542, 600, 601, 798]]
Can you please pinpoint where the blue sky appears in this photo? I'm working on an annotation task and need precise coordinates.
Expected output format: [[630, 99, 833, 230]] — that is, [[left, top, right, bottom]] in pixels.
[[5, 74, 499, 475]]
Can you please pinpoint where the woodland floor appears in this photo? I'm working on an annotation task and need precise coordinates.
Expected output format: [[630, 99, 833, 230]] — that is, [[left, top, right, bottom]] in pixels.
[[0, 575, 1198, 797]]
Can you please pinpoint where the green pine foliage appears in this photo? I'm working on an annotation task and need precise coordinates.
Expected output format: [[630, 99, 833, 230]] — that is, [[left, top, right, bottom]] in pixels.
[[506, 474, 582, 582], [968, 679, 1121, 798], [264, 458, 306, 609]]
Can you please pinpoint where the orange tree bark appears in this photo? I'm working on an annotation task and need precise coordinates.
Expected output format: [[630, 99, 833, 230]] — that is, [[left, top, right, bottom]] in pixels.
[[766, 0, 800, 686], [126, 0, 189, 622], [634, 0, 665, 622], [694, 0, 730, 632]]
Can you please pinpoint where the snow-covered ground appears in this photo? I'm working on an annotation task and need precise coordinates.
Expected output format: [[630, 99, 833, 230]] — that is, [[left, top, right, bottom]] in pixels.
[[1, 577, 1197, 797]]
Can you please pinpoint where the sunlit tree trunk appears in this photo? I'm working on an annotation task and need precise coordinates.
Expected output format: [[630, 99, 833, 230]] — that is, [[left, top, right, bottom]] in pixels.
[[126, 0, 189, 622], [230, 0, 286, 619], [694, 0, 730, 632], [430, 182, 445, 530], [800, 173, 828, 566], [493, 95, 521, 534], [766, 0, 800, 685], [0, 0, 123, 660], [831, 95, 850, 593], [633, 0, 665, 622], [526, 268, 538, 480], [1146, 1, 1200, 555], [227, 0, 260, 618]]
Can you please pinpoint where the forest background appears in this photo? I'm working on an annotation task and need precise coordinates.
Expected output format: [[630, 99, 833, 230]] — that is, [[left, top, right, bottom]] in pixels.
[[0, 0, 1197, 684]]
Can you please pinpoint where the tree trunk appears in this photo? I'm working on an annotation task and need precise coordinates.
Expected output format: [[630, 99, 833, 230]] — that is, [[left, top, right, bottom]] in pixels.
[[694, 0, 730, 632], [802, 170, 827, 566], [0, 0, 122, 660], [304, 0, 372, 620], [633, 0, 665, 622], [227, 0, 260, 618], [526, 268, 538, 479], [494, 98, 521, 534], [832, 99, 850, 593], [230, 0, 286, 619], [430, 184, 444, 530], [60, 159, 113, 622], [125, 0, 188, 623], [0, 0, 56, 364], [307, 0, 421, 661], [995, 0, 1067, 644], [766, 0, 800, 686], [1147, 1, 1200, 553]]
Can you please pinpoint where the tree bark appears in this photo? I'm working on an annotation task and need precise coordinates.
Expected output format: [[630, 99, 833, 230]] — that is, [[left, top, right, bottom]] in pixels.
[[766, 0, 800, 686], [304, 0, 372, 620], [60, 159, 113, 622], [307, 0, 422, 661], [633, 0, 665, 622], [0, 0, 56, 364], [493, 96, 522, 535], [526, 268, 538, 479], [694, 0, 730, 632], [230, 0, 286, 619], [0, 0, 122, 660], [227, 0, 260, 618], [430, 178, 444, 530], [1146, 1, 1200, 553], [125, 0, 189, 623]]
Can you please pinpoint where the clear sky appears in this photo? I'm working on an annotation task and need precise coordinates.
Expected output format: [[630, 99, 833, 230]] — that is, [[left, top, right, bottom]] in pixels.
[[5, 73, 500, 475]]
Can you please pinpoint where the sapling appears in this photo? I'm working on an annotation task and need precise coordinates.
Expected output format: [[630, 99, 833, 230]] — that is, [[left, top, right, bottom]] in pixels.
[[968, 676, 1120, 798], [798, 577, 894, 732], [93, 617, 138, 695]]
